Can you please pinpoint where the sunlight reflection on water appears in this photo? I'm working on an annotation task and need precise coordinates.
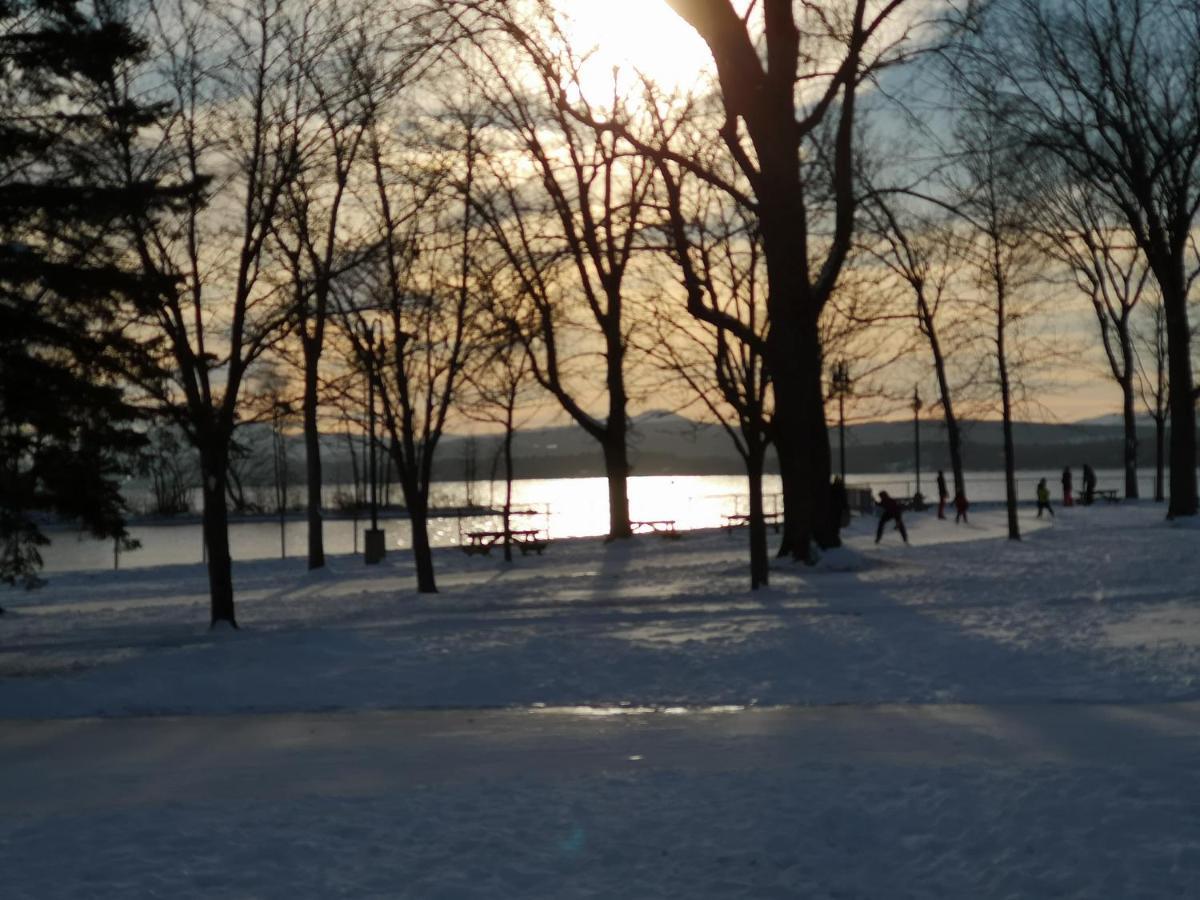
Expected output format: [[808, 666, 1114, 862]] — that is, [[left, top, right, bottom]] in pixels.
[[40, 474, 778, 573], [530, 704, 748, 717]]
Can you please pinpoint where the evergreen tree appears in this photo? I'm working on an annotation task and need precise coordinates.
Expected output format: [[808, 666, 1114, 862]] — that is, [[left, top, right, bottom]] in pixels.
[[0, 1, 183, 585]]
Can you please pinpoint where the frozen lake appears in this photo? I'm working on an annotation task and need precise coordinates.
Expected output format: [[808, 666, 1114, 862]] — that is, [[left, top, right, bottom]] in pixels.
[[38, 468, 1164, 573]]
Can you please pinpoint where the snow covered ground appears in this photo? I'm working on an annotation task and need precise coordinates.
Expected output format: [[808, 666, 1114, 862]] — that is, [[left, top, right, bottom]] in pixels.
[[2, 503, 1198, 897]]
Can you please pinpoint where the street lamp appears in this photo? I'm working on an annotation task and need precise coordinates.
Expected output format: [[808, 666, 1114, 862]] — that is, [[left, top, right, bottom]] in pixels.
[[912, 384, 923, 506], [829, 360, 852, 483], [362, 321, 386, 565]]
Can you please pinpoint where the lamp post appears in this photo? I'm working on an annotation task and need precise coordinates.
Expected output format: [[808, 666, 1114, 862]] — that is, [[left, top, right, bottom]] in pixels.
[[830, 360, 852, 482], [912, 384, 923, 504], [362, 321, 386, 564]]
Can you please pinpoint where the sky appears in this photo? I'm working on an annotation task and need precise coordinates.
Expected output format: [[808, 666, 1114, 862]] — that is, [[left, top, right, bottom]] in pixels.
[[545, 0, 1141, 426]]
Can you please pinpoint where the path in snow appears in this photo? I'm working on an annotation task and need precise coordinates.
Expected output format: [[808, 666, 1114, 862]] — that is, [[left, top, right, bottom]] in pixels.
[[3, 702, 1199, 899], [3, 701, 1198, 817]]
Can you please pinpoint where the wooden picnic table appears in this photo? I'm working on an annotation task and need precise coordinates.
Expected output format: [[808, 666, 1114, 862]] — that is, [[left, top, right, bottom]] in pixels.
[[630, 520, 680, 539], [722, 511, 781, 533], [1089, 488, 1120, 504], [462, 529, 549, 556]]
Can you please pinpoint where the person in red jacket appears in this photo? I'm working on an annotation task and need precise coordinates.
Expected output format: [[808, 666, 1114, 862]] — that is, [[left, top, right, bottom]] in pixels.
[[875, 491, 909, 544]]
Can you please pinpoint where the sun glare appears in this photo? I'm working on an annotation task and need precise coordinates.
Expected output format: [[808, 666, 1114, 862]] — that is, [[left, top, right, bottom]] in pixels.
[[554, 0, 713, 101]]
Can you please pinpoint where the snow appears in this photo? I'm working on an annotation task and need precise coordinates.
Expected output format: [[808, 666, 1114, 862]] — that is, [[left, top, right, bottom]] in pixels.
[[2, 502, 1198, 897]]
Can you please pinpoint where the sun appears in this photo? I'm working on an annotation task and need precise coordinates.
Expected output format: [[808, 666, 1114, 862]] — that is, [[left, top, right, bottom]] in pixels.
[[553, 0, 714, 101]]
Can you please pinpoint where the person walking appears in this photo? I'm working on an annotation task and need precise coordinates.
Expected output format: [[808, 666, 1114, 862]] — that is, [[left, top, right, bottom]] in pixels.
[[953, 491, 969, 524], [875, 491, 909, 544], [936, 469, 949, 520], [1082, 463, 1097, 505], [1061, 466, 1073, 507], [1036, 477, 1055, 518]]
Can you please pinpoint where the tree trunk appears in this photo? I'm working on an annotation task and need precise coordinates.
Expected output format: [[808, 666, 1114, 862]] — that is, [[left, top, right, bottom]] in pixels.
[[769, 345, 806, 559], [802, 316, 838, 551], [925, 306, 966, 498], [1159, 265, 1198, 517], [200, 444, 237, 627], [746, 445, 769, 589], [997, 306, 1020, 541], [602, 321, 632, 540], [760, 207, 836, 561], [1000, 399, 1020, 540], [1154, 311, 1166, 504], [409, 494, 437, 594], [503, 413, 515, 564], [602, 432, 632, 540], [1120, 364, 1139, 500], [302, 353, 325, 569], [1155, 415, 1166, 502]]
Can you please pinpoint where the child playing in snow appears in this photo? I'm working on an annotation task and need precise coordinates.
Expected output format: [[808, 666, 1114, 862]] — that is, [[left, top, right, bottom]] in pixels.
[[875, 491, 909, 544], [954, 492, 969, 524], [1036, 478, 1055, 518]]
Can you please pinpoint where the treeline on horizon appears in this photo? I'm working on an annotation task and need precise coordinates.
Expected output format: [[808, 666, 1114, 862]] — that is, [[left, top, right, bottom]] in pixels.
[[123, 417, 1189, 506], [2, 0, 1198, 623]]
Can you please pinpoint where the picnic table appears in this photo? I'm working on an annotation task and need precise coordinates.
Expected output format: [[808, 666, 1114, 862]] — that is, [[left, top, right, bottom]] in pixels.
[[630, 520, 680, 539], [1087, 488, 1120, 504], [461, 529, 549, 556], [722, 511, 782, 534]]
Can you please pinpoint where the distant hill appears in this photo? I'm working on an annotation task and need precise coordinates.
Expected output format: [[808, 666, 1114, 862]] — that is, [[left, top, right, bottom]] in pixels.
[[415, 412, 1173, 481], [150, 411, 1179, 488]]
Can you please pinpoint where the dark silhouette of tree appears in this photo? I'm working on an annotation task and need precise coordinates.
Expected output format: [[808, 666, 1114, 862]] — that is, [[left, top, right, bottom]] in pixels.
[[0, 0, 187, 585], [453, 10, 653, 541], [112, 0, 308, 626], [1028, 166, 1151, 500], [461, 308, 537, 564], [955, 0, 1200, 517], [1135, 296, 1171, 503], [946, 98, 1049, 541], [651, 185, 773, 587], [646, 0, 932, 560], [270, 9, 382, 572], [335, 108, 482, 593], [861, 194, 971, 503]]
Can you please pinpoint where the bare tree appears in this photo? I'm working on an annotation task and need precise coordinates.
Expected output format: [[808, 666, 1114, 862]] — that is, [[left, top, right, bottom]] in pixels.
[[946, 99, 1049, 541], [270, 10, 370, 570], [1135, 295, 1170, 503], [652, 188, 773, 587], [957, 0, 1200, 517], [861, 195, 971, 501], [642, 0, 936, 560], [114, 0, 305, 626], [461, 306, 537, 563], [455, 10, 654, 540], [336, 106, 481, 593], [1029, 165, 1151, 499]]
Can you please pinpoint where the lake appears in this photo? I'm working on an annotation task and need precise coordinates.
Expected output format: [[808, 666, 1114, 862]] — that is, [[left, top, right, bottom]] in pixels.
[[36, 468, 1166, 573]]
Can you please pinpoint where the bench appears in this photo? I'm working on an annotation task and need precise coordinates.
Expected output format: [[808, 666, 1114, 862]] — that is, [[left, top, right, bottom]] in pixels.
[[1085, 488, 1120, 504], [722, 511, 781, 534], [631, 520, 680, 539], [462, 529, 548, 556]]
